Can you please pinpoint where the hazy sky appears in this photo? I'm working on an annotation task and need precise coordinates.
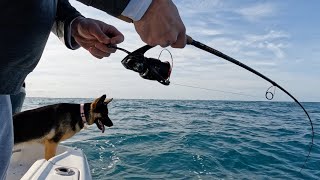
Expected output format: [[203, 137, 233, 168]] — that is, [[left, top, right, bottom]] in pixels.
[[26, 0, 320, 102]]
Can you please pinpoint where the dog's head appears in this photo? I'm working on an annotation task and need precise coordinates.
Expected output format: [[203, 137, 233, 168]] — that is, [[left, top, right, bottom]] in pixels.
[[89, 94, 113, 133]]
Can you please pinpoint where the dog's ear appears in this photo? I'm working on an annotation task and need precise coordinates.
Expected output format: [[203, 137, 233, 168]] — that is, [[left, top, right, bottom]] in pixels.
[[91, 94, 106, 110], [104, 98, 113, 104], [97, 94, 106, 105]]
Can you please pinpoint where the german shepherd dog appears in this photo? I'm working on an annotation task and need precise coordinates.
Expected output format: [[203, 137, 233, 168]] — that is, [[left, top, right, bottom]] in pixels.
[[13, 95, 113, 160]]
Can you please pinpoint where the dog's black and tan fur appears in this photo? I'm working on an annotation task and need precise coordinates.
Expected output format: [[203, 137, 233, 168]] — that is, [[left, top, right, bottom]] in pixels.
[[13, 95, 113, 160]]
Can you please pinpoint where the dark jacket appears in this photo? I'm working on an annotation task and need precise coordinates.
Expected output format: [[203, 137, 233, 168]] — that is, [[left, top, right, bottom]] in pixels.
[[78, 0, 130, 17], [0, 0, 82, 94]]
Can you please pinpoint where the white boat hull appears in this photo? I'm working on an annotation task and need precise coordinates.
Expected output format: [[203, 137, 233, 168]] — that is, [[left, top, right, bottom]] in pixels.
[[8, 143, 91, 180]]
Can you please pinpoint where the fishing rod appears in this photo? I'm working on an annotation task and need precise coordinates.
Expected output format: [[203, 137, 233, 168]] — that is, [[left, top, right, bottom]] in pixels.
[[107, 35, 314, 171], [185, 36, 314, 171]]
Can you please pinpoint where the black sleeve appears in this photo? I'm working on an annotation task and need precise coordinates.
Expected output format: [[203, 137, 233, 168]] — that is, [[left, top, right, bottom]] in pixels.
[[77, 0, 130, 17], [53, 0, 83, 49], [56, 0, 82, 26]]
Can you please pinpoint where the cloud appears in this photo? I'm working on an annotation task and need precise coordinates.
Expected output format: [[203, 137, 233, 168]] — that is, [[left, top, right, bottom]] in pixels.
[[246, 30, 289, 59], [245, 30, 289, 43], [201, 30, 289, 62], [236, 3, 276, 21], [188, 28, 223, 37]]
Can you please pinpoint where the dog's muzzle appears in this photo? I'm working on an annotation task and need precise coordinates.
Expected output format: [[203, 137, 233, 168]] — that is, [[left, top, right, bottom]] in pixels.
[[95, 118, 113, 133]]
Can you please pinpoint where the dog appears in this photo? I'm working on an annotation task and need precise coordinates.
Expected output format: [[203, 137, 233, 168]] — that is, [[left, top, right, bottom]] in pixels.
[[13, 94, 113, 160]]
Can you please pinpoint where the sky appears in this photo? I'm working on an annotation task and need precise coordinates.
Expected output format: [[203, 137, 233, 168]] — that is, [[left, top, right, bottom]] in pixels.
[[26, 0, 320, 102]]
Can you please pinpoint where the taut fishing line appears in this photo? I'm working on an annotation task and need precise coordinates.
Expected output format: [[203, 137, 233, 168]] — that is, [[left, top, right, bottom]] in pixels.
[[107, 35, 314, 172], [171, 83, 263, 99]]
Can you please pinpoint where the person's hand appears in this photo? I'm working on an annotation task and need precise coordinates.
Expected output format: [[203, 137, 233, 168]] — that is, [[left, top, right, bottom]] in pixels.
[[71, 17, 124, 59], [133, 0, 186, 48]]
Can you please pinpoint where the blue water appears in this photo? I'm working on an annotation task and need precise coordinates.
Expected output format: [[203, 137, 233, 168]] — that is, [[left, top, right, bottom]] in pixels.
[[23, 98, 320, 179]]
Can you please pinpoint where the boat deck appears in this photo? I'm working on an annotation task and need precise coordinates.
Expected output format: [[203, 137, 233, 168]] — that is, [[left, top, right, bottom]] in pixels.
[[8, 143, 91, 180]]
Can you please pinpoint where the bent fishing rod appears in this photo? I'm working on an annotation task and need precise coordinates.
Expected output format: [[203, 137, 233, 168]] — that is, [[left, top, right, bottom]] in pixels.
[[107, 35, 314, 171]]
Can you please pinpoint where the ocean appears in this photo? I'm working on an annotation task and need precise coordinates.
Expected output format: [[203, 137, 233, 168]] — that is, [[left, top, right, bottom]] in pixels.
[[22, 97, 319, 179]]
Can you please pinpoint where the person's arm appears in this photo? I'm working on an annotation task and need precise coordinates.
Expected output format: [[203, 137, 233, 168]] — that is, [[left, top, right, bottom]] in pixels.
[[51, 0, 83, 50], [77, 0, 151, 22]]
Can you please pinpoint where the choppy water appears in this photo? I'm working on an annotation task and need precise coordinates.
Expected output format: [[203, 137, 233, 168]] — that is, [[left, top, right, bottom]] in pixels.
[[23, 98, 320, 179]]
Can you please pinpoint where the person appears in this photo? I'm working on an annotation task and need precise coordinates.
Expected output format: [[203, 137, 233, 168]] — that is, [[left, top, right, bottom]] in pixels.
[[1, 0, 186, 179]]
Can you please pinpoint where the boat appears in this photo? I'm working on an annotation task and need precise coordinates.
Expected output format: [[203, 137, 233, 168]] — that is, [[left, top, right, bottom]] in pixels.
[[8, 143, 91, 180]]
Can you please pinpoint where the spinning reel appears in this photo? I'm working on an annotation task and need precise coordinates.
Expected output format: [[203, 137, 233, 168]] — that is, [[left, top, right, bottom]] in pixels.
[[108, 45, 172, 85]]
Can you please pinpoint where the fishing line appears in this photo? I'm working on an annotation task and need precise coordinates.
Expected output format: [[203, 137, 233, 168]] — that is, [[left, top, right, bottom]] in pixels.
[[186, 35, 314, 172], [172, 82, 263, 99]]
